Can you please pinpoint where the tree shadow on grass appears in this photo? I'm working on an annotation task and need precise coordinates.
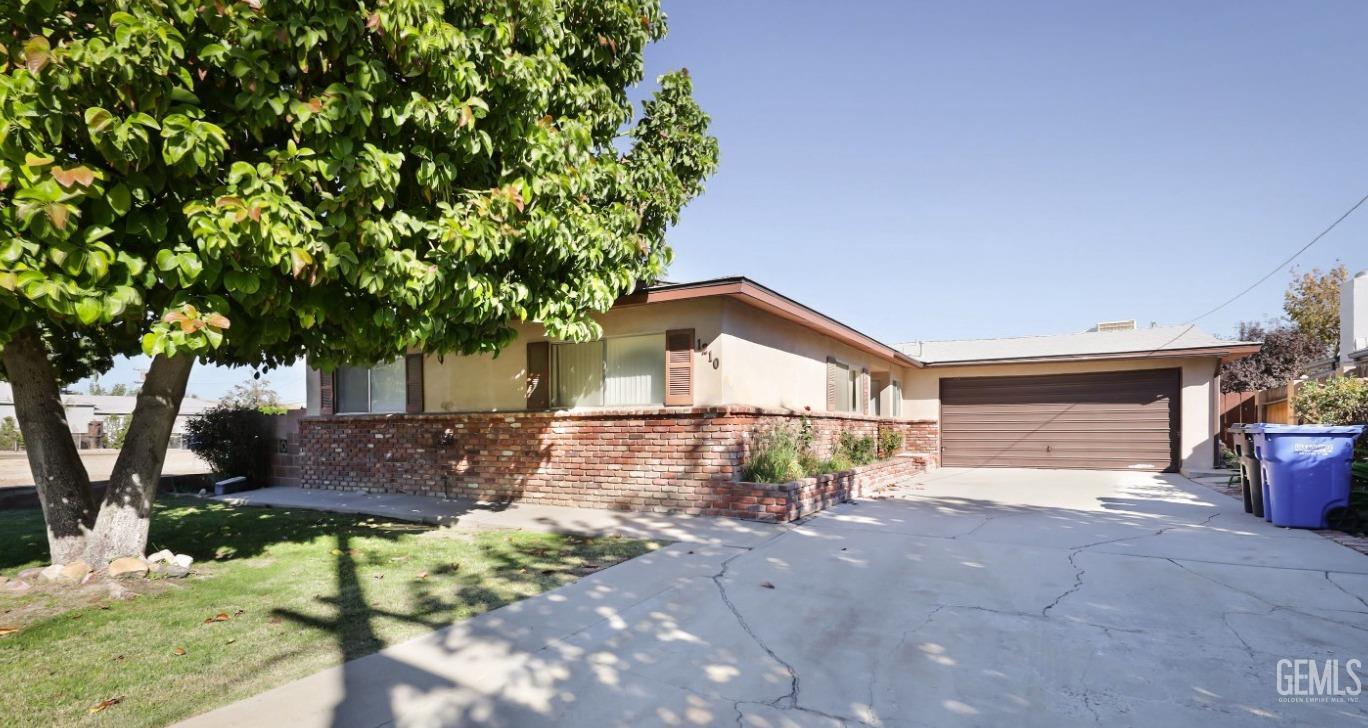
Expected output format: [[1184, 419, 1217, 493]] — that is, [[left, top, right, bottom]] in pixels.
[[0, 495, 424, 572]]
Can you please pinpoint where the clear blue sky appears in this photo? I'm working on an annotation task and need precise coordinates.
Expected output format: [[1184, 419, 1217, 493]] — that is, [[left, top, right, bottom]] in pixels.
[[85, 0, 1368, 402]]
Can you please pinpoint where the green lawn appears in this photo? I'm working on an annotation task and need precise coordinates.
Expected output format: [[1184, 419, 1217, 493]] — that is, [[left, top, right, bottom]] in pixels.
[[0, 497, 656, 727]]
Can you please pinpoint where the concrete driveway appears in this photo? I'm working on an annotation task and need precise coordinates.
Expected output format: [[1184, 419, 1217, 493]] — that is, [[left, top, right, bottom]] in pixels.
[[183, 469, 1368, 727]]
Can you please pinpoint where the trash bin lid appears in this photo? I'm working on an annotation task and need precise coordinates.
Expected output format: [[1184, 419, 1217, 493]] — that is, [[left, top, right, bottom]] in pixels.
[[1246, 423, 1366, 436]]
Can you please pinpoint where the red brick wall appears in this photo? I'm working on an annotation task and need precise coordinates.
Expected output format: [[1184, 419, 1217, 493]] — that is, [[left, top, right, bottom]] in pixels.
[[299, 407, 938, 521], [266, 409, 305, 487]]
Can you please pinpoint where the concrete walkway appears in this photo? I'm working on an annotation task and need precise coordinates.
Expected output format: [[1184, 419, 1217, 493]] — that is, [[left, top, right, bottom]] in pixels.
[[212, 486, 779, 548], [184, 470, 1368, 727]]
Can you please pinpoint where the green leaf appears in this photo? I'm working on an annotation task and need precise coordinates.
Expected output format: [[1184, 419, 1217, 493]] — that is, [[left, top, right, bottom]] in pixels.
[[155, 249, 179, 271], [85, 107, 115, 135], [224, 270, 261, 294], [75, 297, 102, 325], [107, 183, 132, 216]]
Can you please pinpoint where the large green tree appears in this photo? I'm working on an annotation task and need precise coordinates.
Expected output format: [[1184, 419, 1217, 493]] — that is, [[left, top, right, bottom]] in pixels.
[[1284, 264, 1348, 357], [0, 0, 717, 564]]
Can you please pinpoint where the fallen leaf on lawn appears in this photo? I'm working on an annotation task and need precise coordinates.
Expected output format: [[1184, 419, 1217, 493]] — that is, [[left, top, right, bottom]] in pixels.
[[581, 563, 599, 570], [415, 571, 428, 580], [760, 581, 775, 589], [204, 612, 231, 624], [330, 549, 342, 556], [0, 626, 19, 636], [89, 697, 122, 713], [233, 609, 245, 616], [226, 638, 236, 645], [518, 567, 528, 574], [173, 647, 186, 656]]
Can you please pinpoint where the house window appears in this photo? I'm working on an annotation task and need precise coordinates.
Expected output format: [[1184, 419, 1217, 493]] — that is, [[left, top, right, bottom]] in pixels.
[[335, 360, 406, 413], [890, 379, 902, 417], [553, 333, 665, 408]]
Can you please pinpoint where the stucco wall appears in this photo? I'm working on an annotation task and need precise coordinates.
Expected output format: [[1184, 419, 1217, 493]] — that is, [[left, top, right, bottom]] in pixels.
[[716, 299, 912, 412], [423, 298, 725, 412], [901, 356, 1219, 472]]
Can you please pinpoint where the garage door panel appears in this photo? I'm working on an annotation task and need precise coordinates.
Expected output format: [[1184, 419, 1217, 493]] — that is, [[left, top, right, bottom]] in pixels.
[[946, 405, 1171, 416], [940, 369, 1180, 471]]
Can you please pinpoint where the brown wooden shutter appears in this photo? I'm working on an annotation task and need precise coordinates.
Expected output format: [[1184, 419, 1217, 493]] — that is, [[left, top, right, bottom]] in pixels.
[[664, 329, 694, 406], [319, 369, 335, 415], [526, 341, 550, 410], [826, 358, 839, 411], [859, 368, 870, 414], [405, 353, 424, 413]]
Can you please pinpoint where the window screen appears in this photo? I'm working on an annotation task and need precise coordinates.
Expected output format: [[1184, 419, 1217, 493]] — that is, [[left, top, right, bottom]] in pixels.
[[555, 340, 605, 408], [369, 359, 407, 413], [335, 361, 406, 413], [554, 334, 666, 408], [336, 366, 371, 414], [606, 334, 665, 405]]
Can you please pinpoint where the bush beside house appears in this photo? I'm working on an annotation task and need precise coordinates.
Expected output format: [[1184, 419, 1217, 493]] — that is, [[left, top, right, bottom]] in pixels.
[[184, 407, 275, 484], [1294, 376, 1368, 534]]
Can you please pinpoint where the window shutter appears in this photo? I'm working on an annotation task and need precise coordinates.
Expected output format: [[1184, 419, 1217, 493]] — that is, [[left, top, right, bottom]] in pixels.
[[664, 329, 694, 406], [405, 353, 424, 413], [319, 370, 335, 415], [826, 358, 839, 411], [859, 369, 870, 414], [525, 341, 550, 410]]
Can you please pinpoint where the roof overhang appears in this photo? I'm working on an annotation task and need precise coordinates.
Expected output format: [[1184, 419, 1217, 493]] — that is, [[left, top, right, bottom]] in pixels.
[[918, 343, 1262, 368], [616, 278, 922, 368]]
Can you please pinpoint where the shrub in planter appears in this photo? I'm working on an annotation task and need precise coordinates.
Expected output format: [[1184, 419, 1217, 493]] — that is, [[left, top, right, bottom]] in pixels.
[[837, 431, 877, 466], [742, 425, 805, 483], [185, 406, 273, 483], [877, 428, 904, 458]]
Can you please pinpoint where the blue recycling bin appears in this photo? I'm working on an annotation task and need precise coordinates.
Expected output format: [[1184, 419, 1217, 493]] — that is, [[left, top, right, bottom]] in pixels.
[[1249, 424, 1366, 529]]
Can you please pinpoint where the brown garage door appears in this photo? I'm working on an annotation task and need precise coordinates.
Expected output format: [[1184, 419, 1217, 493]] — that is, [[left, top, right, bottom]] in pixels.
[[940, 369, 1180, 471]]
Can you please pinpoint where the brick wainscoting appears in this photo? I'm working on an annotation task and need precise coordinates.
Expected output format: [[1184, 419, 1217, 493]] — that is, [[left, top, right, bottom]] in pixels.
[[298, 407, 938, 522]]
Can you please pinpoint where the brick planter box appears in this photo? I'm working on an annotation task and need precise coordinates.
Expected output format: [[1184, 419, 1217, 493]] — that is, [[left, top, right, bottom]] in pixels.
[[297, 406, 937, 521], [721, 453, 931, 522]]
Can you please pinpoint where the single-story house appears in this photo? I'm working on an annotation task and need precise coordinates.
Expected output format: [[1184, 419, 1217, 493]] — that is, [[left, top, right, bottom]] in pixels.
[[0, 383, 218, 449], [300, 277, 1257, 519]]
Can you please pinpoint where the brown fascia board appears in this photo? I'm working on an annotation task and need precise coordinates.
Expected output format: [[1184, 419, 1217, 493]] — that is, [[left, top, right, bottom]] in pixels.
[[920, 343, 1262, 368], [615, 277, 922, 368]]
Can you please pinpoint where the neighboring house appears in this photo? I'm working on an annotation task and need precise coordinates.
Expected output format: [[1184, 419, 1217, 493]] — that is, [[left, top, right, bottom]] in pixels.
[[299, 277, 1257, 519], [0, 383, 218, 449], [1340, 269, 1368, 376]]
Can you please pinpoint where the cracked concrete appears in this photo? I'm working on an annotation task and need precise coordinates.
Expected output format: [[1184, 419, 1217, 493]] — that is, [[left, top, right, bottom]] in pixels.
[[182, 468, 1368, 728]]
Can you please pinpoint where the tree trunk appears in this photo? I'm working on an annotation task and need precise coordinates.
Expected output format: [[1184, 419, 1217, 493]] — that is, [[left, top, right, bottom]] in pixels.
[[84, 353, 194, 565], [0, 326, 97, 563]]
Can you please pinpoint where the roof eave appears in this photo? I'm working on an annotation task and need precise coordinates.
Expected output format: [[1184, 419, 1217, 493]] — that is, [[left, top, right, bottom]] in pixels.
[[616, 278, 923, 368], [918, 343, 1261, 368]]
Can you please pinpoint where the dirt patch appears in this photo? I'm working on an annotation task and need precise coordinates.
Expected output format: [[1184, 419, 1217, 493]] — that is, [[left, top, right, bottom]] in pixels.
[[0, 575, 183, 630]]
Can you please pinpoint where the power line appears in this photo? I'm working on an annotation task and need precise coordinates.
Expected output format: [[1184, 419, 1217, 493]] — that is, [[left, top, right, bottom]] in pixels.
[[1188, 190, 1368, 326], [1137, 189, 1368, 356]]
